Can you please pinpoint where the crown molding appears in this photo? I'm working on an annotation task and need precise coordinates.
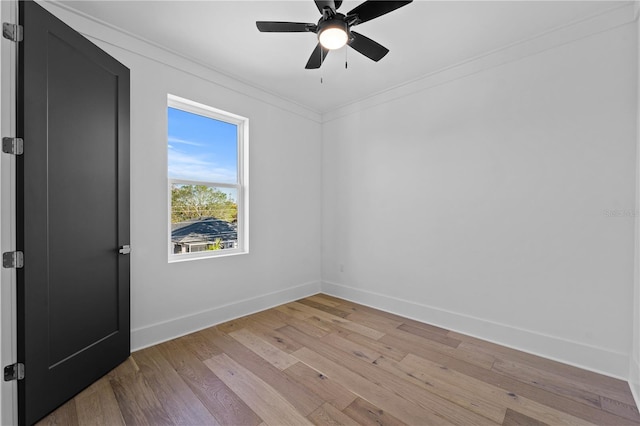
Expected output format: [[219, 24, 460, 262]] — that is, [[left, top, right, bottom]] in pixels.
[[38, 1, 636, 125], [39, 1, 323, 124], [323, 2, 637, 123]]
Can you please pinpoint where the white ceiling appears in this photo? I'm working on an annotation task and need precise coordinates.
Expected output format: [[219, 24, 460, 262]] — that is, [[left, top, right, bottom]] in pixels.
[[57, 0, 629, 113]]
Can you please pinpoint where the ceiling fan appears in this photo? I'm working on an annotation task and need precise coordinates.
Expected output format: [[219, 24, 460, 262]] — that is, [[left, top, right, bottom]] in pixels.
[[256, 0, 413, 69]]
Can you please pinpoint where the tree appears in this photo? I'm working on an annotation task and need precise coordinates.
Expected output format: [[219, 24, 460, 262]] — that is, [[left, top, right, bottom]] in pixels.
[[207, 238, 223, 251], [171, 184, 237, 223]]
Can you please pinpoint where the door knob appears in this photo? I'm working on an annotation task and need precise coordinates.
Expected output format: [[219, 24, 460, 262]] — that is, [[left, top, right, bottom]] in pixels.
[[119, 245, 131, 255]]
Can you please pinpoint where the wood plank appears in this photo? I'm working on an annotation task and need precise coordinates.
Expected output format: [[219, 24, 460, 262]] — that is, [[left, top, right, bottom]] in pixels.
[[157, 338, 262, 426], [397, 323, 461, 348], [600, 396, 640, 423], [266, 307, 310, 323], [340, 330, 408, 362], [74, 377, 125, 426], [109, 369, 173, 426], [452, 332, 635, 403], [216, 315, 254, 333], [291, 346, 452, 425], [248, 310, 289, 330], [309, 294, 349, 306], [35, 399, 79, 426], [289, 302, 386, 340], [204, 353, 313, 426], [297, 298, 352, 318], [381, 329, 495, 369], [280, 314, 331, 338], [283, 362, 358, 411], [106, 356, 139, 381], [282, 325, 496, 425], [229, 328, 298, 370], [492, 359, 602, 408], [374, 355, 507, 424], [394, 353, 596, 426], [322, 332, 382, 363], [326, 298, 411, 324], [400, 318, 451, 335], [342, 398, 407, 426], [396, 350, 629, 426], [133, 346, 220, 425], [345, 311, 404, 335], [308, 402, 361, 426], [308, 314, 385, 341], [204, 327, 324, 416], [303, 315, 343, 334], [501, 409, 548, 426], [266, 308, 331, 338], [177, 329, 223, 361], [246, 320, 303, 353], [276, 303, 314, 320], [496, 355, 635, 407], [306, 295, 343, 308]]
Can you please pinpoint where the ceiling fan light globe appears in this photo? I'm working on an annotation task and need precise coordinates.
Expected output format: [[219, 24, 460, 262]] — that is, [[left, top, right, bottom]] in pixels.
[[319, 27, 348, 50]]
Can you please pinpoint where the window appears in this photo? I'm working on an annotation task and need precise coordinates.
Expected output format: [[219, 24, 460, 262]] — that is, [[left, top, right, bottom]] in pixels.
[[167, 95, 248, 261]]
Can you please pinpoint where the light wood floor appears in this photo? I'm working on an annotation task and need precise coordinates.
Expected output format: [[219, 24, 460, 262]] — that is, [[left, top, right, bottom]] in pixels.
[[38, 294, 640, 425]]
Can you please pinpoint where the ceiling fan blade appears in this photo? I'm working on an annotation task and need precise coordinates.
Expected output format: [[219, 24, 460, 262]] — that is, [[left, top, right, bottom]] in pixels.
[[256, 21, 316, 32], [305, 43, 330, 69], [348, 31, 389, 62], [347, 1, 413, 25], [314, 0, 337, 14]]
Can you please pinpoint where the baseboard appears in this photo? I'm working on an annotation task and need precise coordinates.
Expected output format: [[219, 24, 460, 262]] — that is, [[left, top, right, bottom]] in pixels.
[[321, 281, 629, 380], [131, 281, 321, 351]]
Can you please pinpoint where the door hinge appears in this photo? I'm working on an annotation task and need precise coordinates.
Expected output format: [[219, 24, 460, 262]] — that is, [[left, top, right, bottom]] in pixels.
[[2, 137, 23, 155], [4, 363, 24, 381], [2, 23, 23, 42], [2, 251, 23, 269]]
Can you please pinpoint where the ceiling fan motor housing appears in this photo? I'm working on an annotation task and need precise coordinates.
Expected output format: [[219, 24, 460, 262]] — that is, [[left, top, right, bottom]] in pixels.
[[317, 14, 352, 49]]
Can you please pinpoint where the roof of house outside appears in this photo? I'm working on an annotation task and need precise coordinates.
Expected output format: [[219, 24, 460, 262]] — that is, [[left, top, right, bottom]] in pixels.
[[171, 217, 237, 244]]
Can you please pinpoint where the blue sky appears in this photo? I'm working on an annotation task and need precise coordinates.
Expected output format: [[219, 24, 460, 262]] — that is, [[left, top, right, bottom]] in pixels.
[[168, 107, 238, 184]]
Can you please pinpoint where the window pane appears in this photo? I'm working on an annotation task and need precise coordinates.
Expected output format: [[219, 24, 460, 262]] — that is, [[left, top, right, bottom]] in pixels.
[[171, 184, 238, 254], [168, 107, 238, 183]]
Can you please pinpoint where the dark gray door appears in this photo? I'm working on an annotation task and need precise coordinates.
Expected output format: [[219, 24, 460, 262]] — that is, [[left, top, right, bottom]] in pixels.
[[17, 1, 130, 424]]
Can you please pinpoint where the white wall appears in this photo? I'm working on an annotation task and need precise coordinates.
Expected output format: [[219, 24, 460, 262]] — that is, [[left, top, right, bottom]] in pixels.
[[630, 0, 640, 402], [322, 17, 637, 378], [40, 2, 323, 351]]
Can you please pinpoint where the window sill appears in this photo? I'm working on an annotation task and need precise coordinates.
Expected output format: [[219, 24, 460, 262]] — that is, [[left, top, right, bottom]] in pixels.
[[168, 249, 248, 263]]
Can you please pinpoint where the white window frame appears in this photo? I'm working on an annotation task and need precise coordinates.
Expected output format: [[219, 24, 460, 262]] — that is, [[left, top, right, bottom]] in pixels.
[[167, 94, 249, 262]]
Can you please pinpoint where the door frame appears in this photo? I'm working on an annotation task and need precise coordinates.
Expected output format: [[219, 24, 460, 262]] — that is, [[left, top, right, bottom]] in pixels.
[[0, 0, 19, 424]]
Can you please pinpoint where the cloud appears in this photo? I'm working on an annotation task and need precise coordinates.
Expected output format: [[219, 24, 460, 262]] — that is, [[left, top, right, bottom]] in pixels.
[[168, 150, 236, 183], [168, 136, 204, 147]]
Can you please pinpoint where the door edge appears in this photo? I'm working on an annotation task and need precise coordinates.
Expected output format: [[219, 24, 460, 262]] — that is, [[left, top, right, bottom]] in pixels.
[[0, 0, 19, 424]]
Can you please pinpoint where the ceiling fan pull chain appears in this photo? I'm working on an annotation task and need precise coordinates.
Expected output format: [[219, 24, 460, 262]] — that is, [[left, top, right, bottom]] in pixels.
[[321, 48, 324, 84], [345, 45, 348, 69]]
